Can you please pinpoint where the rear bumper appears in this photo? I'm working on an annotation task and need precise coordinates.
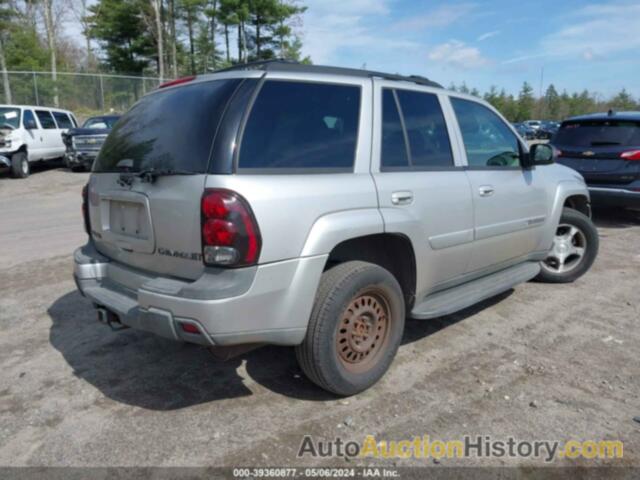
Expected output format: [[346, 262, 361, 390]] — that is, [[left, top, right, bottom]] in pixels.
[[588, 186, 640, 208], [73, 242, 326, 347]]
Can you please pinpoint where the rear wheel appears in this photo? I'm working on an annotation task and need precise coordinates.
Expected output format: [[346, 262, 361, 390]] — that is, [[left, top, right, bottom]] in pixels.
[[10, 151, 29, 178], [295, 261, 405, 396], [536, 207, 598, 283]]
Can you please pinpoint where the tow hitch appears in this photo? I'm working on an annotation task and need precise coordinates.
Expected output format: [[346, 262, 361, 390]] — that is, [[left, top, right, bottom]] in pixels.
[[96, 307, 129, 331]]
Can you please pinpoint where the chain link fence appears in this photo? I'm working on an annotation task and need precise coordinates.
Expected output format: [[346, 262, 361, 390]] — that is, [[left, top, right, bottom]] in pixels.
[[1, 71, 167, 120]]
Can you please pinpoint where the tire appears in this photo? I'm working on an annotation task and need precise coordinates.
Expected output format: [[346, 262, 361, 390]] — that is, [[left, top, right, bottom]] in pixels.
[[535, 207, 599, 283], [10, 151, 29, 178], [295, 261, 405, 396]]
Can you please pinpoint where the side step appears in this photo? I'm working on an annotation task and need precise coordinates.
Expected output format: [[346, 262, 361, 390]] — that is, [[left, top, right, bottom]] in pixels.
[[411, 262, 541, 319]]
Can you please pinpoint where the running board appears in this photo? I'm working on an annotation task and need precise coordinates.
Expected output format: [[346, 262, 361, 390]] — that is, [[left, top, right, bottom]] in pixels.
[[410, 262, 541, 319]]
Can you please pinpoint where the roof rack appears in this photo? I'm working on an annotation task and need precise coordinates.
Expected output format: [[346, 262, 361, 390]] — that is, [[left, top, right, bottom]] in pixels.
[[213, 59, 443, 89]]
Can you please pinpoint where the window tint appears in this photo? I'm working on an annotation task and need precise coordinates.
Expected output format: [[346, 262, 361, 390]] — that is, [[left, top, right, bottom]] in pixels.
[[239, 81, 360, 170], [23, 110, 37, 129], [451, 98, 520, 168], [553, 120, 640, 147], [52, 111, 73, 129], [95, 79, 241, 173], [381, 89, 410, 168], [395, 90, 454, 168], [35, 110, 57, 129]]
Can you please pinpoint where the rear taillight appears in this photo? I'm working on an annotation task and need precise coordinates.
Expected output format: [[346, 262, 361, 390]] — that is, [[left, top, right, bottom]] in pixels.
[[82, 183, 90, 235], [621, 150, 640, 161], [201, 189, 261, 267]]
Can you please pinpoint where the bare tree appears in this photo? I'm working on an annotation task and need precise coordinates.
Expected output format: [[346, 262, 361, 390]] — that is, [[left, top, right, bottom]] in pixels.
[[0, 38, 11, 103], [168, 0, 177, 77], [150, 0, 164, 81], [41, 0, 58, 106], [71, 0, 95, 69]]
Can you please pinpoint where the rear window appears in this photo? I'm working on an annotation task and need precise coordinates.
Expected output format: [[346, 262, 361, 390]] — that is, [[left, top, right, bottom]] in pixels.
[[94, 79, 241, 173], [554, 120, 640, 147], [238, 80, 361, 171]]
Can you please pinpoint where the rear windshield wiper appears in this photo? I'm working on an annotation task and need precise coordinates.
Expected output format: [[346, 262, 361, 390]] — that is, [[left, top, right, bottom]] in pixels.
[[136, 168, 197, 183], [117, 167, 197, 186]]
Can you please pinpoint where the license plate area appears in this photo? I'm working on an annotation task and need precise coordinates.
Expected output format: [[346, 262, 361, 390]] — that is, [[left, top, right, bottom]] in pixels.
[[99, 191, 155, 254]]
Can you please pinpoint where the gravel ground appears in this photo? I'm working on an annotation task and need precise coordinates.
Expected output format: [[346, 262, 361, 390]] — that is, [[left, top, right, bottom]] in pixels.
[[0, 165, 639, 470]]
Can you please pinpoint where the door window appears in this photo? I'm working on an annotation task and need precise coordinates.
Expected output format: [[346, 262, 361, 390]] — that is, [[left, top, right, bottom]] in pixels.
[[23, 110, 37, 129], [35, 110, 57, 129], [395, 90, 454, 168], [239, 80, 361, 170], [381, 89, 410, 168], [451, 98, 520, 168], [52, 111, 73, 129]]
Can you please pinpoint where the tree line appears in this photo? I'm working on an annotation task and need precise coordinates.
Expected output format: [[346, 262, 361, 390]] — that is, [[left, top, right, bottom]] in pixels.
[[1, 0, 638, 119], [451, 81, 640, 123], [0, 0, 308, 106]]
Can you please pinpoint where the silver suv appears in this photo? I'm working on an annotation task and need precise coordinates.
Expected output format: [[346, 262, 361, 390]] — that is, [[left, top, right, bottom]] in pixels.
[[74, 61, 598, 396]]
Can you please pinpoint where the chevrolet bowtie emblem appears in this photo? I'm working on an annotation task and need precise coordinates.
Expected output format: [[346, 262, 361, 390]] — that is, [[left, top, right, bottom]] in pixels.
[[582, 151, 596, 157]]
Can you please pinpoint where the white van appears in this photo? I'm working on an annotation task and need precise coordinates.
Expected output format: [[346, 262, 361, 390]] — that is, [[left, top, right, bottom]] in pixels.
[[0, 105, 78, 178]]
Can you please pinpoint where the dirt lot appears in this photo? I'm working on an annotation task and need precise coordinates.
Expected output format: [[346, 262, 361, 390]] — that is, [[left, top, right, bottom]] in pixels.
[[0, 165, 639, 470]]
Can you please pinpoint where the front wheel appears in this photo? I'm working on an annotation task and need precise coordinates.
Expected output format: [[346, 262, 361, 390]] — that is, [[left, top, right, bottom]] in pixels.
[[11, 151, 30, 178], [295, 261, 405, 396], [536, 207, 598, 283]]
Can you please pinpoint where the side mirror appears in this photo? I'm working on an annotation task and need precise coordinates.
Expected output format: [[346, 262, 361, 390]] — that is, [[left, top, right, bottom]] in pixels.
[[528, 143, 554, 167], [24, 119, 37, 130]]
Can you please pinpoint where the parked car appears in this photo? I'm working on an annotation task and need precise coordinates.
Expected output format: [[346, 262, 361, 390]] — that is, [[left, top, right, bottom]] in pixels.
[[62, 114, 121, 171], [537, 121, 560, 140], [0, 105, 78, 178], [73, 61, 598, 396], [524, 120, 542, 132], [552, 111, 640, 209], [512, 122, 536, 140]]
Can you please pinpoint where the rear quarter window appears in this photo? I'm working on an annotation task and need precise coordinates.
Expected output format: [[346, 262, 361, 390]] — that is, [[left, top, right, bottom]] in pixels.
[[238, 80, 361, 171], [52, 111, 73, 129]]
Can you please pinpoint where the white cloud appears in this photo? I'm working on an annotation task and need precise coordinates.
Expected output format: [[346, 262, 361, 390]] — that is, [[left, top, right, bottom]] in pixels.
[[300, 0, 418, 65], [504, 1, 640, 64], [477, 30, 500, 42], [392, 3, 476, 31], [428, 40, 489, 69]]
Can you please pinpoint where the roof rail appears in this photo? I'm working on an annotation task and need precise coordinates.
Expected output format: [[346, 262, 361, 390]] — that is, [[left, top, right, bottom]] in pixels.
[[212, 59, 443, 89]]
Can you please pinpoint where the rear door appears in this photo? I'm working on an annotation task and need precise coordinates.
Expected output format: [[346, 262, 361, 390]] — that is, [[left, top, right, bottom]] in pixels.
[[372, 81, 475, 298], [89, 77, 249, 280], [553, 119, 640, 186], [449, 96, 548, 273], [34, 110, 60, 159]]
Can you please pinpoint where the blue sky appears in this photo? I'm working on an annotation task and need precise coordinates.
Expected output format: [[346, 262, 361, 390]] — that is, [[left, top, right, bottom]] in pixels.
[[299, 0, 640, 98]]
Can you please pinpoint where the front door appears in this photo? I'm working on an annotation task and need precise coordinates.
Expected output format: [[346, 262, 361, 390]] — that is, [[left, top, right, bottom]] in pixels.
[[448, 96, 548, 273], [372, 82, 475, 300]]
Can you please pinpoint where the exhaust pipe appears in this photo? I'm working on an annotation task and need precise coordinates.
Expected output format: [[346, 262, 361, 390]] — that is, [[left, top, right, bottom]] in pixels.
[[96, 307, 129, 331]]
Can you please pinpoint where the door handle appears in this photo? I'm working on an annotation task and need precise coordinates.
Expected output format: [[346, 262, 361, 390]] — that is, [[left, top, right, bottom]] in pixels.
[[478, 185, 494, 197], [391, 191, 413, 205]]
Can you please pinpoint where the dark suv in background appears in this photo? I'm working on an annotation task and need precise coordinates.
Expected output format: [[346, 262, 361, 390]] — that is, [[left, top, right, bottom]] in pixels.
[[63, 114, 120, 171], [552, 111, 640, 209]]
